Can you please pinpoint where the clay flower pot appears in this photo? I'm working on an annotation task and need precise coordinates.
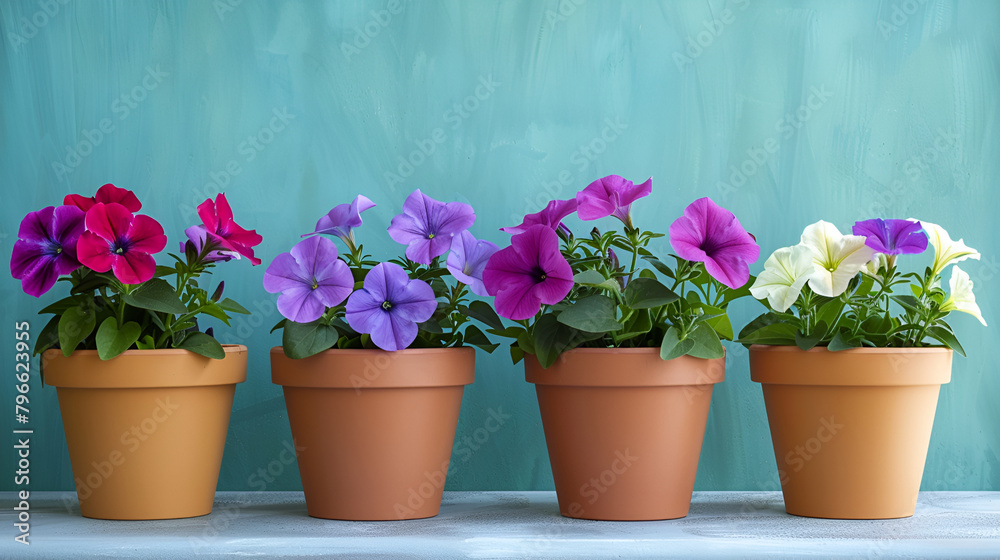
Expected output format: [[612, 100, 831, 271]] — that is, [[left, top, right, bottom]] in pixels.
[[270, 347, 474, 520], [43, 345, 247, 520], [525, 348, 725, 521], [749, 345, 952, 519]]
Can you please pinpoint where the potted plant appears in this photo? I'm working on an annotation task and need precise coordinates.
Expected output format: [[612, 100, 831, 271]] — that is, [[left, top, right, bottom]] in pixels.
[[740, 218, 986, 519], [266, 189, 499, 521], [11, 184, 262, 520], [478, 175, 760, 521]]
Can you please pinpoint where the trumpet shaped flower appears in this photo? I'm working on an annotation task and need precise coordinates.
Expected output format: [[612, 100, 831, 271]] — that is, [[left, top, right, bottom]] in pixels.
[[303, 194, 376, 246], [263, 236, 354, 323], [64, 183, 142, 213], [912, 219, 981, 277], [482, 224, 574, 320], [188, 193, 263, 265], [501, 198, 578, 234], [76, 203, 167, 285], [669, 197, 760, 289], [852, 218, 928, 256], [446, 230, 499, 297], [11, 205, 86, 297], [799, 221, 875, 297], [749, 244, 814, 312], [345, 262, 437, 351], [940, 266, 987, 326], [388, 189, 476, 265], [575, 175, 652, 228]]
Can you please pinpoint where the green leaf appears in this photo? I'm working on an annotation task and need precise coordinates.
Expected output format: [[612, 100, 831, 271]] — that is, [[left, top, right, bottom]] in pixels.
[[926, 326, 966, 357], [815, 299, 845, 330], [828, 330, 862, 352], [39, 296, 85, 316], [556, 295, 623, 332], [270, 319, 288, 334], [123, 278, 188, 314], [660, 326, 695, 360], [533, 314, 597, 368], [613, 309, 653, 343], [136, 335, 156, 350], [458, 300, 505, 331], [283, 319, 340, 359], [641, 256, 676, 279], [736, 321, 799, 346], [509, 343, 524, 365], [686, 323, 725, 359], [794, 321, 827, 351], [701, 304, 734, 340], [58, 305, 97, 357], [623, 277, 679, 309], [573, 270, 620, 291], [177, 332, 226, 359], [201, 302, 233, 326], [34, 315, 61, 355], [95, 318, 141, 360], [891, 295, 921, 314], [463, 324, 499, 353], [418, 319, 444, 334], [217, 298, 250, 315]]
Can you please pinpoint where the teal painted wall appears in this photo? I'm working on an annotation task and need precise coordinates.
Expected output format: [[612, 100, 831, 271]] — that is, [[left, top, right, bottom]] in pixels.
[[1, 0, 998, 493]]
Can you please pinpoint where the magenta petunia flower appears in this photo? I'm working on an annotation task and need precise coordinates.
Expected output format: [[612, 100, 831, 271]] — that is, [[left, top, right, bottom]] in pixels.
[[302, 194, 376, 245], [446, 230, 499, 297], [669, 197, 760, 289], [387, 189, 476, 265], [345, 262, 437, 351], [64, 183, 142, 213], [11, 205, 86, 297], [852, 219, 928, 256], [188, 193, 263, 265], [179, 228, 239, 263], [263, 236, 354, 323], [482, 224, 574, 320], [575, 175, 652, 227], [76, 203, 167, 285], [500, 198, 578, 234]]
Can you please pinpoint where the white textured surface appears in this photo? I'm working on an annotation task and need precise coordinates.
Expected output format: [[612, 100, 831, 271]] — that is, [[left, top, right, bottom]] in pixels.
[[4, 491, 1000, 558]]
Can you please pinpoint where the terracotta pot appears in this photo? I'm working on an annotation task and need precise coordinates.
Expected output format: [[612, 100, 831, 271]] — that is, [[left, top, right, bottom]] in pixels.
[[270, 347, 474, 520], [525, 348, 725, 521], [749, 345, 952, 519], [43, 345, 247, 520]]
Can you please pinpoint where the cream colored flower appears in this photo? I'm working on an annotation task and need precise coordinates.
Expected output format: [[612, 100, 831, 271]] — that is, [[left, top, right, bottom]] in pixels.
[[911, 219, 981, 277], [940, 266, 987, 326], [799, 221, 876, 297], [750, 244, 814, 312]]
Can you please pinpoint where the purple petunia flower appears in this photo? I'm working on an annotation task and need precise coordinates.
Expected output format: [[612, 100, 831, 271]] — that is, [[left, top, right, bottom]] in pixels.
[[263, 236, 355, 324], [500, 198, 578, 234], [852, 219, 928, 256], [446, 230, 499, 297], [387, 189, 476, 265], [302, 194, 376, 246], [482, 224, 574, 321], [76, 203, 167, 285], [575, 175, 653, 227], [180, 227, 239, 263], [669, 197, 760, 290], [11, 205, 86, 297], [345, 262, 437, 351]]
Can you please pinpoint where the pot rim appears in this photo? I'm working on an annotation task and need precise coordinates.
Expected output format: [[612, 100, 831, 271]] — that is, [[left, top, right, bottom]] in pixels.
[[270, 346, 475, 389], [749, 344, 952, 386], [749, 344, 952, 354], [43, 345, 248, 388], [524, 348, 725, 387]]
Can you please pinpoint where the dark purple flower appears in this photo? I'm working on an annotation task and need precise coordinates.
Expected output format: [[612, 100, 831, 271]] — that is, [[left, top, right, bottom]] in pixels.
[[669, 197, 760, 289], [500, 198, 578, 234], [263, 236, 354, 323], [303, 194, 376, 245], [387, 189, 476, 265], [575, 175, 652, 227], [11, 205, 86, 297], [852, 219, 928, 256], [446, 230, 499, 297], [482, 224, 574, 320], [345, 262, 437, 351]]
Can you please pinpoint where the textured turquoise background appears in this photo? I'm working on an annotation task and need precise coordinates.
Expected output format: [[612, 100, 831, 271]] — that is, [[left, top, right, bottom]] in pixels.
[[1, 0, 997, 493]]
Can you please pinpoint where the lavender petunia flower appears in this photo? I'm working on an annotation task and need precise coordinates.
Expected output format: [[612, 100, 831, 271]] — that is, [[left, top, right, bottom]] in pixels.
[[387, 189, 476, 265], [852, 219, 928, 256], [669, 197, 760, 289], [263, 236, 354, 323], [575, 175, 652, 227], [303, 194, 376, 246], [500, 198, 578, 234], [482, 224, 574, 320], [345, 262, 437, 351], [446, 230, 499, 297], [11, 205, 86, 297]]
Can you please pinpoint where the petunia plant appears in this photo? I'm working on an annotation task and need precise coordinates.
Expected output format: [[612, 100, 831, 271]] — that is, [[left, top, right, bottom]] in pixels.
[[265, 190, 501, 358], [11, 184, 262, 360], [739, 218, 986, 353], [479, 175, 761, 368]]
